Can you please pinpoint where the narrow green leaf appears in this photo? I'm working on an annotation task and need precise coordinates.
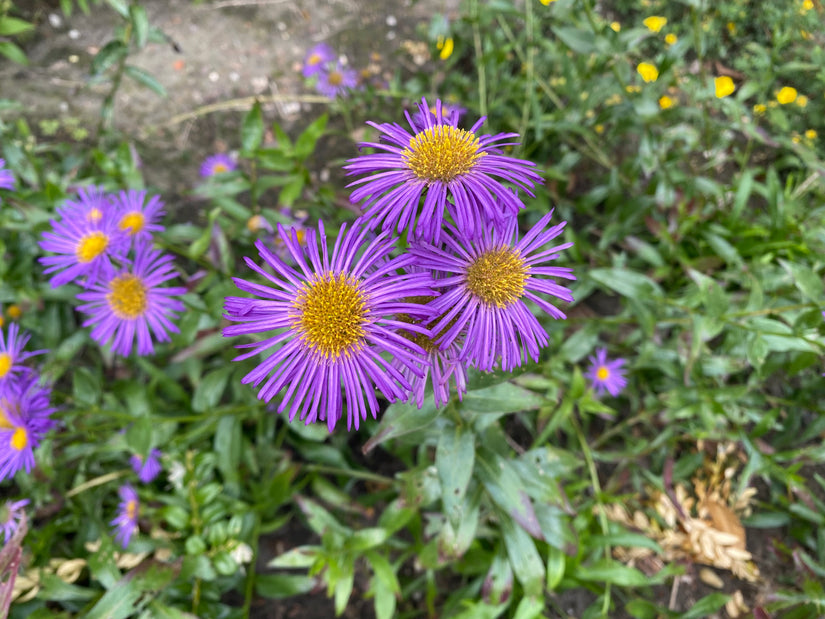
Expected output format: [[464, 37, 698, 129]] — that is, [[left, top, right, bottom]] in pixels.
[[363, 399, 440, 453], [104, 0, 130, 17], [589, 267, 662, 299], [192, 366, 233, 413], [436, 425, 475, 529], [546, 545, 565, 590], [499, 515, 545, 596], [0, 41, 28, 65], [680, 593, 730, 619], [241, 101, 264, 154], [780, 259, 823, 302], [124, 65, 167, 97], [0, 17, 34, 36], [267, 545, 320, 569], [462, 382, 544, 414], [214, 414, 241, 486], [551, 26, 596, 54], [92, 40, 128, 75], [575, 559, 652, 587], [129, 5, 149, 48], [255, 574, 317, 598], [294, 113, 328, 160]]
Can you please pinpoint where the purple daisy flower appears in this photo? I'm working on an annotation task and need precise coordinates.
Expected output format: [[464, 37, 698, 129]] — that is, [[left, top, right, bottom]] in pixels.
[[0, 323, 45, 385], [75, 242, 186, 357], [0, 499, 28, 543], [38, 186, 129, 288], [110, 484, 139, 548], [411, 101, 466, 127], [0, 374, 56, 482], [113, 189, 165, 242], [345, 97, 543, 243], [200, 153, 237, 178], [223, 220, 435, 432], [130, 448, 162, 483], [303, 42, 336, 78], [585, 348, 627, 397], [410, 210, 575, 372], [0, 158, 15, 201], [315, 62, 359, 99]]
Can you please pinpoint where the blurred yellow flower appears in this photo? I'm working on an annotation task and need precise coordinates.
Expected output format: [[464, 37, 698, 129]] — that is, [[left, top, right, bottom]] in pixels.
[[664, 33, 677, 45], [776, 86, 798, 104], [625, 85, 642, 93], [792, 134, 802, 144], [643, 16, 667, 33], [801, 29, 812, 40], [6, 305, 21, 320], [714, 76, 735, 98], [437, 36, 454, 60], [805, 129, 817, 139], [606, 93, 623, 105], [796, 94, 808, 107], [637, 62, 659, 83], [658, 95, 675, 109], [753, 103, 766, 115], [610, 22, 621, 32], [595, 124, 605, 134], [727, 21, 737, 35], [540, 0, 558, 4], [800, 0, 814, 13]]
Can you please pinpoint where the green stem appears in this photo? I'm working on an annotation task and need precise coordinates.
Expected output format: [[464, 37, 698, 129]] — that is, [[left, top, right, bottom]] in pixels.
[[471, 0, 487, 117], [243, 514, 261, 616], [301, 463, 393, 485]]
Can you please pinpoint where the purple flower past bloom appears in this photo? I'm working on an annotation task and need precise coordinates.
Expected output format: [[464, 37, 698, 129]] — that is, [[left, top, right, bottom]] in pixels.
[[200, 153, 237, 177], [0, 323, 45, 385], [303, 42, 336, 78], [345, 97, 543, 243], [223, 220, 435, 431], [315, 62, 359, 99], [111, 484, 139, 548], [38, 186, 129, 288], [113, 189, 165, 242], [0, 374, 56, 482], [0, 159, 15, 201], [130, 448, 162, 483], [586, 348, 627, 397], [1, 499, 28, 543], [410, 210, 575, 372], [75, 242, 186, 357]]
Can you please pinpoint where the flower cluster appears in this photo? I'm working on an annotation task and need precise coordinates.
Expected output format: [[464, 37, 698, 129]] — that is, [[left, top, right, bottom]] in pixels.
[[0, 323, 54, 482], [38, 188, 186, 357], [223, 98, 576, 431], [302, 42, 359, 99]]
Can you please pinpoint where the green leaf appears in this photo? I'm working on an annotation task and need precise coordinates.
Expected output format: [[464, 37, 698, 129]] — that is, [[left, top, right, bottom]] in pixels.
[[124, 65, 167, 97], [255, 574, 317, 598], [780, 259, 823, 302], [436, 425, 475, 529], [343, 527, 390, 552], [552, 26, 596, 54], [241, 101, 264, 154], [72, 367, 101, 405], [512, 596, 544, 619], [0, 17, 34, 36], [104, 0, 130, 17], [575, 559, 652, 587], [214, 414, 241, 486], [192, 366, 234, 413], [294, 113, 328, 160], [589, 267, 663, 299], [680, 593, 730, 619], [85, 562, 179, 619], [546, 545, 565, 590], [278, 174, 305, 207], [0, 41, 28, 65], [477, 450, 542, 539], [363, 399, 440, 453], [267, 545, 321, 569], [499, 515, 545, 596], [462, 382, 544, 414], [92, 40, 128, 75], [129, 5, 149, 48]]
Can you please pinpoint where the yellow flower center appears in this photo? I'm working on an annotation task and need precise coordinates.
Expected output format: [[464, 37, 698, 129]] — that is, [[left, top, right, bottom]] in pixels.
[[7, 305, 21, 320], [0, 404, 12, 429], [10, 426, 27, 451], [403, 125, 486, 183], [126, 500, 137, 520], [87, 207, 103, 223], [292, 272, 367, 359], [106, 274, 148, 320], [465, 247, 528, 308], [213, 163, 228, 173], [0, 353, 11, 378], [119, 212, 145, 235], [597, 366, 610, 381], [327, 71, 343, 86], [308, 52, 321, 66], [76, 232, 109, 263]]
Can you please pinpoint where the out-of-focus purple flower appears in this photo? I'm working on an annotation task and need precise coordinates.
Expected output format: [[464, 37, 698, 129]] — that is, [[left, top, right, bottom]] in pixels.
[[0, 499, 28, 543], [411, 101, 466, 128], [585, 348, 627, 397], [410, 210, 575, 372], [0, 158, 15, 201], [200, 154, 237, 177], [0, 374, 56, 482], [222, 220, 435, 431], [315, 63, 358, 98], [130, 448, 162, 483], [38, 187, 129, 288], [345, 97, 542, 242], [75, 242, 186, 357], [110, 484, 139, 548], [0, 323, 45, 385], [303, 42, 336, 78], [113, 190, 165, 243]]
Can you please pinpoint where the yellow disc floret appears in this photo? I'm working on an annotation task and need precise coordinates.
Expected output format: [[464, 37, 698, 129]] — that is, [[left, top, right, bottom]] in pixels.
[[107, 274, 148, 320], [0, 353, 11, 378], [403, 125, 486, 183], [126, 499, 138, 520], [292, 272, 367, 359], [76, 232, 109, 263], [119, 212, 146, 235], [327, 71, 343, 86], [10, 426, 27, 451], [597, 366, 610, 381], [465, 247, 528, 308]]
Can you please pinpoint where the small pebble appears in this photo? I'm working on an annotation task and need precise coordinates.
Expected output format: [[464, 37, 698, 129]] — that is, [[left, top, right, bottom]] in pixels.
[[386, 15, 397, 26], [48, 13, 62, 28], [68, 29, 80, 40], [208, 71, 219, 82]]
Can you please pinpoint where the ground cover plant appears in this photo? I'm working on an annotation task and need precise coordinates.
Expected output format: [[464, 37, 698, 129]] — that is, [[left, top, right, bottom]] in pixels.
[[2, 0, 825, 617]]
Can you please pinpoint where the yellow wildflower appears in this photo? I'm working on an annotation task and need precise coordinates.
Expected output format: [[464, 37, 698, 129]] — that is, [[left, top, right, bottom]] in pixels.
[[540, 0, 558, 4], [643, 16, 667, 33], [796, 94, 808, 108], [437, 36, 454, 60], [637, 62, 659, 83], [595, 124, 605, 134], [801, 0, 814, 13], [792, 134, 802, 144], [753, 103, 766, 115], [714, 76, 735, 99], [625, 85, 642, 93], [610, 22, 621, 32], [6, 305, 21, 320], [658, 95, 675, 109], [727, 21, 737, 35], [776, 86, 798, 105], [665, 33, 677, 45], [805, 129, 817, 140]]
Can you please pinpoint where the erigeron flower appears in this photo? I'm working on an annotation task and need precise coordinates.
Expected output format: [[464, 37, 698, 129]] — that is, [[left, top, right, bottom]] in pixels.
[[131, 448, 162, 483], [111, 484, 139, 548], [302, 42, 335, 78], [0, 373, 55, 482], [200, 154, 237, 177], [113, 189, 165, 243], [315, 62, 359, 99], [0, 499, 28, 543], [0, 159, 15, 202], [586, 348, 627, 397]]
